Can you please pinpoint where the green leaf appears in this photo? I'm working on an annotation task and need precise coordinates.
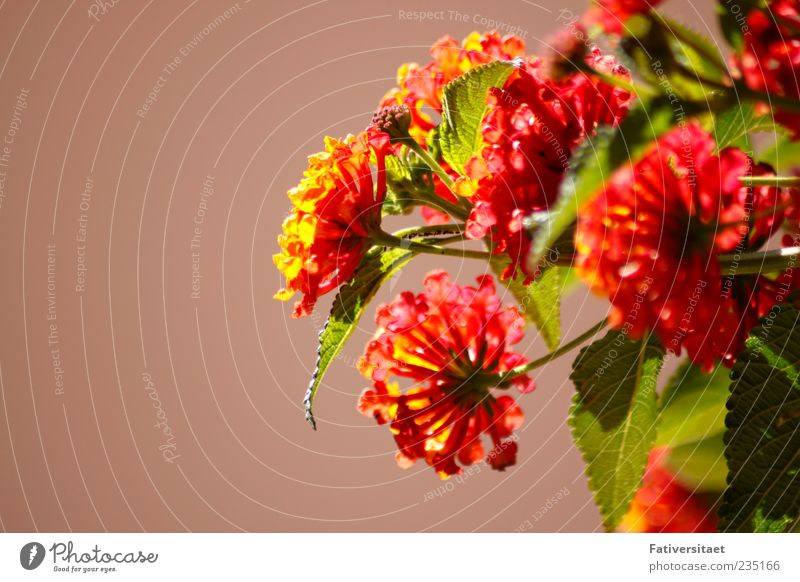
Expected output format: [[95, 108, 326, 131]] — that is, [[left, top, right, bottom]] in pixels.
[[490, 257, 561, 351], [664, 437, 728, 492], [439, 60, 518, 175], [657, 362, 730, 492], [758, 135, 800, 173], [716, 0, 760, 52], [622, 15, 723, 101], [713, 102, 783, 154], [528, 98, 678, 273], [303, 248, 414, 429], [719, 304, 800, 532], [382, 154, 416, 215], [569, 331, 665, 531], [658, 362, 729, 448], [655, 14, 728, 84], [382, 151, 446, 216]]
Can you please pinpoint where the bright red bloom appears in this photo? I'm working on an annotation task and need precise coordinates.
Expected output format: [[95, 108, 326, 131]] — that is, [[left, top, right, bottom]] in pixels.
[[586, 0, 665, 34], [620, 448, 717, 533], [465, 51, 633, 279], [575, 123, 786, 369], [274, 131, 389, 318], [357, 271, 533, 478], [736, 0, 800, 139], [380, 31, 526, 140]]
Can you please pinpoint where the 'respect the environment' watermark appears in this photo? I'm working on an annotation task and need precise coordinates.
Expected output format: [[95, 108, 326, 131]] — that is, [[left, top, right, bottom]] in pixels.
[[136, 2, 248, 119]]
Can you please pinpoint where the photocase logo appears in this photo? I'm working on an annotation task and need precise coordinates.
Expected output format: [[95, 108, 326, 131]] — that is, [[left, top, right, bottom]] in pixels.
[[20, 542, 46, 570]]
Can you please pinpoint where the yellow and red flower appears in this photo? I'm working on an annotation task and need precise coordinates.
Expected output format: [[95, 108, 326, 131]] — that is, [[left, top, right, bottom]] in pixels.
[[736, 0, 800, 139], [465, 51, 633, 279], [575, 123, 786, 369], [620, 447, 717, 533], [357, 271, 533, 478], [274, 131, 390, 318], [380, 31, 526, 140]]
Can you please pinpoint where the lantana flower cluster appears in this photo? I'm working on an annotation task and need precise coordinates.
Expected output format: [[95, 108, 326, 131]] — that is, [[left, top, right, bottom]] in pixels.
[[274, 0, 800, 532]]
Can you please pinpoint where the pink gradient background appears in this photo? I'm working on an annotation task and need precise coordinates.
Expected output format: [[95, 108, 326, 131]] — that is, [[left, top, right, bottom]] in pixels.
[[0, 0, 718, 532]]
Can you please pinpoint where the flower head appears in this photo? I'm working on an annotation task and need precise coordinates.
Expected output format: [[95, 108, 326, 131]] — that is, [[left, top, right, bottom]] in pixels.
[[357, 271, 533, 478], [736, 0, 800, 139], [465, 51, 633, 279], [380, 31, 526, 140], [274, 131, 389, 318], [620, 447, 717, 533], [575, 124, 786, 369]]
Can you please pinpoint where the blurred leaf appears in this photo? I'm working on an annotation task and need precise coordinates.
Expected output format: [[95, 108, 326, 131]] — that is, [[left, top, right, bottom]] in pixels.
[[658, 362, 729, 447], [656, 14, 728, 84], [719, 304, 800, 532], [758, 135, 800, 173], [658, 362, 730, 492], [664, 436, 728, 492], [440, 60, 518, 175], [304, 248, 413, 429], [528, 98, 677, 273], [622, 14, 724, 101], [716, 0, 760, 52], [491, 257, 561, 351], [569, 330, 664, 531]]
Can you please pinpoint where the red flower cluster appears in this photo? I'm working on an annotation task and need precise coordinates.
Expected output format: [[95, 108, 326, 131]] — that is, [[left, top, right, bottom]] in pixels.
[[585, 0, 664, 34], [465, 51, 633, 279], [575, 123, 786, 369], [274, 131, 389, 317], [620, 448, 717, 532], [737, 0, 800, 139], [357, 271, 533, 478], [380, 32, 526, 140]]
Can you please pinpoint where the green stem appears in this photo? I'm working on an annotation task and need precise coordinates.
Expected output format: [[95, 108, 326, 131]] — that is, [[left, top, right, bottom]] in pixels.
[[576, 61, 654, 99], [404, 139, 456, 190], [432, 234, 469, 245], [390, 223, 465, 239], [737, 83, 800, 114], [674, 62, 730, 92], [415, 187, 470, 221], [739, 176, 800, 187], [719, 246, 800, 275], [492, 319, 608, 385], [373, 230, 491, 261]]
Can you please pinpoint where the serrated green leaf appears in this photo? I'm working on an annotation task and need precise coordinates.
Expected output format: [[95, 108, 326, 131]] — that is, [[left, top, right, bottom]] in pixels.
[[490, 257, 561, 351], [713, 102, 783, 154], [569, 331, 665, 531], [656, 14, 728, 84], [439, 60, 518, 175], [528, 98, 678, 273], [623, 15, 724, 101], [304, 248, 413, 429], [719, 305, 800, 532]]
